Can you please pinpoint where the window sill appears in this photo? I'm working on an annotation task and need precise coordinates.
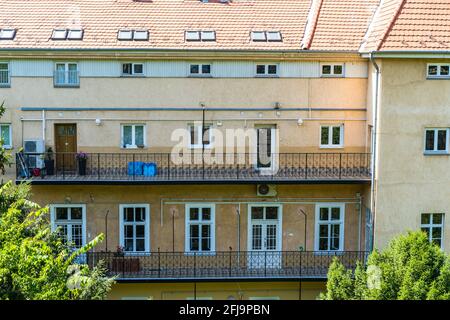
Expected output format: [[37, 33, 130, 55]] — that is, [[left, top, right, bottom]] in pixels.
[[319, 145, 344, 149], [188, 75, 213, 78], [121, 75, 146, 78], [184, 251, 216, 256], [320, 75, 345, 78], [255, 75, 279, 78], [423, 151, 449, 156], [313, 250, 345, 256], [54, 84, 80, 88], [0, 84, 11, 88], [122, 146, 147, 150], [426, 76, 450, 80]]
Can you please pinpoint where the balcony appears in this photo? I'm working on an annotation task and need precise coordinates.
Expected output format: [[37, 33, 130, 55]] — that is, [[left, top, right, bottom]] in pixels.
[[16, 152, 371, 185], [86, 251, 368, 281]]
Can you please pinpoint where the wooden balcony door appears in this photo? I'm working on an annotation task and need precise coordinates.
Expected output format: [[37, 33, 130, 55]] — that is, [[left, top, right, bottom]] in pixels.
[[55, 124, 77, 171]]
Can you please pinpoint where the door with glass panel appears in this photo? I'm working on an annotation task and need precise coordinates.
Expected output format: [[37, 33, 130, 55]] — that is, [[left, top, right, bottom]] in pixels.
[[52, 205, 85, 249], [248, 205, 282, 269]]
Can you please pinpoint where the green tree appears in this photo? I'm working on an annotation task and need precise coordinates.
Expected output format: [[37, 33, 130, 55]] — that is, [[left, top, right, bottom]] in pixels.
[[0, 102, 114, 299], [320, 231, 450, 300]]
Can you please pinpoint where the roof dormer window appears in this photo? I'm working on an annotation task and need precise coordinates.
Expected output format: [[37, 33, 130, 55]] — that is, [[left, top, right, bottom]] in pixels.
[[133, 30, 149, 41], [185, 31, 216, 42], [0, 29, 16, 40], [251, 31, 282, 42]]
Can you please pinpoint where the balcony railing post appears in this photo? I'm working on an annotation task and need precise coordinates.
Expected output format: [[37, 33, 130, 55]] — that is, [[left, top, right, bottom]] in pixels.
[[158, 247, 161, 278], [339, 153, 342, 179], [264, 251, 267, 277], [229, 248, 232, 277], [97, 153, 100, 180], [133, 154, 135, 180], [167, 153, 170, 180], [194, 252, 197, 278], [62, 153, 65, 179], [305, 153, 308, 179]]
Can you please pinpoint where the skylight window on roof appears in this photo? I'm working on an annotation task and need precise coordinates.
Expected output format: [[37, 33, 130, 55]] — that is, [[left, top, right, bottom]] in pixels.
[[67, 29, 84, 40], [133, 30, 149, 41], [251, 31, 267, 42], [186, 31, 201, 41], [52, 29, 68, 40], [0, 29, 16, 40], [200, 31, 216, 41], [118, 30, 133, 40], [267, 31, 282, 42]]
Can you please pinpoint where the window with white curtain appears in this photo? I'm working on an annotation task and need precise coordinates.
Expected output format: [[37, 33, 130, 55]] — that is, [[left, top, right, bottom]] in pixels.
[[121, 124, 145, 148]]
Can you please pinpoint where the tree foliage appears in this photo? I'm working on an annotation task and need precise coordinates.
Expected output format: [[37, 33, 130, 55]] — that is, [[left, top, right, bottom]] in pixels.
[[320, 231, 450, 300]]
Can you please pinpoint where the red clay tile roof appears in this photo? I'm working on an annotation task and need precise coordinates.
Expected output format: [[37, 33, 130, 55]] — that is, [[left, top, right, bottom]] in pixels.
[[308, 0, 380, 51], [0, 0, 380, 52], [361, 0, 450, 52]]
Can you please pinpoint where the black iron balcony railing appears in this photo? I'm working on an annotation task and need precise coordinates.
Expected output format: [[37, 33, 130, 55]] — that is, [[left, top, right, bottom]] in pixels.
[[86, 251, 368, 280], [16, 152, 371, 184]]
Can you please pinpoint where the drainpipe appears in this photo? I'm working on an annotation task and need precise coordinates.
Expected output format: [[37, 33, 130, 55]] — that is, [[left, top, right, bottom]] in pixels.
[[369, 52, 380, 251]]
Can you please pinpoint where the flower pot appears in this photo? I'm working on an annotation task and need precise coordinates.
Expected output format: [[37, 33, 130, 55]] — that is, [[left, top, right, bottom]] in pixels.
[[78, 158, 87, 175], [44, 159, 55, 175]]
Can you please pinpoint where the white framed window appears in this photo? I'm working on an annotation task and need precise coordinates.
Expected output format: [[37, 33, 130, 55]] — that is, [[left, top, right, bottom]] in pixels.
[[255, 64, 278, 77], [251, 31, 282, 42], [424, 128, 449, 154], [118, 30, 133, 40], [427, 64, 450, 79], [67, 29, 84, 40], [50, 205, 86, 249], [0, 28, 16, 40], [119, 204, 150, 253], [188, 123, 212, 149], [0, 124, 12, 149], [189, 64, 211, 76], [52, 29, 68, 40], [185, 204, 215, 253], [320, 125, 344, 148], [321, 63, 344, 77], [54, 62, 79, 86], [185, 31, 216, 42], [122, 63, 144, 76], [421, 213, 444, 248], [315, 203, 345, 252], [0, 62, 10, 87], [200, 31, 216, 41], [121, 124, 146, 148], [185, 31, 201, 41], [133, 30, 149, 41]]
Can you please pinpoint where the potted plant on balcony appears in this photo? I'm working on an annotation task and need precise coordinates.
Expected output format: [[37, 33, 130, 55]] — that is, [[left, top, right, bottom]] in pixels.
[[44, 147, 55, 175], [75, 151, 88, 176]]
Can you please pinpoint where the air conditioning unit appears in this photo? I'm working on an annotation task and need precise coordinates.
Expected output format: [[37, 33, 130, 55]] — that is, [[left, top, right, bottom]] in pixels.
[[23, 139, 45, 169], [257, 184, 277, 197]]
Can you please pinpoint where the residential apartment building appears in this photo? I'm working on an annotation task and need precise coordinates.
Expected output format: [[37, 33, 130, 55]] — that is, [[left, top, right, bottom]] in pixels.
[[0, 0, 447, 300]]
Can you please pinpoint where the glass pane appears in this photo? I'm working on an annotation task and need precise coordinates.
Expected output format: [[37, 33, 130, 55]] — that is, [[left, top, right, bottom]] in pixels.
[[421, 227, 430, 237], [332, 127, 341, 145], [433, 213, 443, 224], [190, 225, 199, 251], [190, 238, 199, 251], [201, 225, 211, 251], [56, 207, 68, 220], [190, 225, 199, 238], [319, 224, 328, 237], [190, 65, 199, 74], [319, 207, 329, 221], [122, 63, 132, 75], [331, 208, 340, 220], [134, 126, 144, 146], [432, 239, 442, 247], [331, 237, 340, 250], [425, 130, 435, 151], [421, 213, 431, 224], [268, 65, 277, 74], [319, 238, 328, 251], [136, 225, 145, 238], [201, 238, 211, 251], [428, 65, 438, 76], [252, 225, 262, 250], [266, 207, 278, 220], [1, 125, 10, 145], [331, 224, 340, 237], [437, 130, 447, 150], [256, 65, 266, 74], [251, 207, 264, 220], [266, 225, 277, 250], [135, 239, 145, 252], [202, 65, 211, 74], [133, 64, 143, 74], [72, 225, 83, 248], [57, 225, 68, 243], [201, 208, 211, 221], [190, 125, 197, 145], [432, 227, 442, 239], [321, 127, 329, 145], [123, 126, 132, 146], [190, 208, 199, 221], [56, 63, 66, 71], [125, 225, 134, 238], [124, 239, 133, 252], [322, 65, 331, 75], [334, 65, 343, 75], [68, 64, 77, 71], [0, 63, 8, 70], [70, 207, 83, 220], [124, 207, 134, 222], [440, 65, 449, 76]]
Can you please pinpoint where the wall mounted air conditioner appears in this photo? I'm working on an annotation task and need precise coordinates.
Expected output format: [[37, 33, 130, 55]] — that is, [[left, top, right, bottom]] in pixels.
[[23, 139, 45, 169], [257, 184, 277, 197]]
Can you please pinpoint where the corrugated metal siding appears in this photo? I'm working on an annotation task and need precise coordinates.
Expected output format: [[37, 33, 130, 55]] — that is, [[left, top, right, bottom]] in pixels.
[[8, 60, 368, 78]]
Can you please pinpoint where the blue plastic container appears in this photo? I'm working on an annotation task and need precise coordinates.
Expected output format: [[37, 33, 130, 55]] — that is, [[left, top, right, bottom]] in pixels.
[[143, 163, 157, 177], [127, 161, 144, 176]]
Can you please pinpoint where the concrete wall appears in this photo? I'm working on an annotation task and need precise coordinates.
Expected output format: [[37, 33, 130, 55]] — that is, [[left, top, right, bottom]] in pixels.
[[374, 59, 450, 252]]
